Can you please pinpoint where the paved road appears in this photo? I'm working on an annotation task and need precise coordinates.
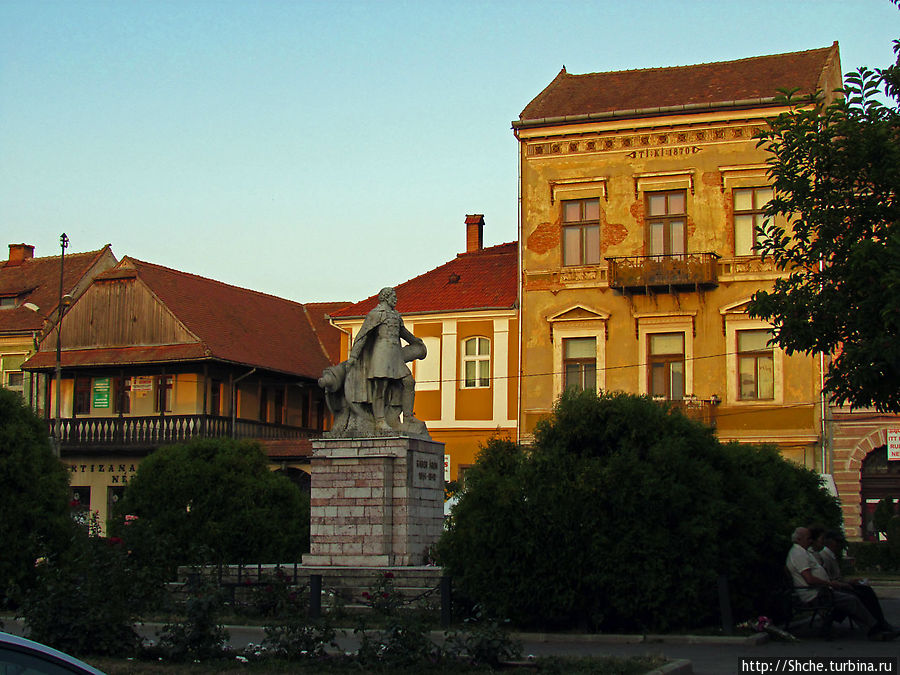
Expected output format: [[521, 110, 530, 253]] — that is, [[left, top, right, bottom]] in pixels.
[[196, 585, 900, 674], [5, 585, 899, 674], [508, 585, 900, 675]]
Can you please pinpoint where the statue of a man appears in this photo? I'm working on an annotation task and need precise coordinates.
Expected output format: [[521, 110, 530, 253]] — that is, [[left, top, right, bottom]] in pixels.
[[320, 287, 429, 438]]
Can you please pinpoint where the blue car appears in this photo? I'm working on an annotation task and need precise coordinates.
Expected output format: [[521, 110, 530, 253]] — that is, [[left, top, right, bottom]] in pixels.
[[0, 631, 105, 674]]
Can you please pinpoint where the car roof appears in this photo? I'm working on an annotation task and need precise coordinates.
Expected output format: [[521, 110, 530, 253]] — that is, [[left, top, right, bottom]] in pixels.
[[0, 631, 106, 674]]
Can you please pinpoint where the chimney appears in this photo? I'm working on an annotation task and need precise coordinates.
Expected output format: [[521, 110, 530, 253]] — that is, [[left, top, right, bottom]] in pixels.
[[465, 214, 484, 253], [7, 244, 35, 267]]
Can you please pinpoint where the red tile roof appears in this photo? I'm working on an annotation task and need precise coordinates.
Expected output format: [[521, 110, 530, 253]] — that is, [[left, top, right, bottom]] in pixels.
[[0, 246, 115, 335], [304, 302, 350, 362], [24, 257, 341, 379], [118, 258, 338, 378], [331, 242, 517, 319], [23, 344, 209, 369], [517, 43, 840, 126]]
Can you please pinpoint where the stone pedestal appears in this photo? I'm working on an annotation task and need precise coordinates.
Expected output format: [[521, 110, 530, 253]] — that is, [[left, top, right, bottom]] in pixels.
[[302, 436, 445, 567]]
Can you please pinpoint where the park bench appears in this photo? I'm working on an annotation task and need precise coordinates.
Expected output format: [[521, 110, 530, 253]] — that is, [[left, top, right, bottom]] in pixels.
[[778, 568, 854, 635]]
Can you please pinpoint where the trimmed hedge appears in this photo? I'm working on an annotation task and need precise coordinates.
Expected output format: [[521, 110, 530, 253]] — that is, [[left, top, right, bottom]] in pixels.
[[113, 438, 310, 572], [0, 387, 72, 605], [437, 390, 841, 632]]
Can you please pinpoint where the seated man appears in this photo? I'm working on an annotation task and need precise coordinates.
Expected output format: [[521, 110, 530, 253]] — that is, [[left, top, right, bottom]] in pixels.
[[813, 528, 895, 634], [786, 526, 896, 641]]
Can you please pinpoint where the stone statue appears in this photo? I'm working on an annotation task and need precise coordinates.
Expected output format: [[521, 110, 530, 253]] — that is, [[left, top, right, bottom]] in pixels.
[[319, 287, 430, 438]]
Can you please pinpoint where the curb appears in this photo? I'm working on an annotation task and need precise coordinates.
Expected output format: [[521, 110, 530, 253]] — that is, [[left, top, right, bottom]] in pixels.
[[648, 658, 693, 675], [509, 630, 768, 646], [142, 622, 771, 647]]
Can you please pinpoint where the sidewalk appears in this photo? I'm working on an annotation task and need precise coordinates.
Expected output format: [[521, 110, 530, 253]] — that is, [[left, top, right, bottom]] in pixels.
[[507, 583, 900, 675]]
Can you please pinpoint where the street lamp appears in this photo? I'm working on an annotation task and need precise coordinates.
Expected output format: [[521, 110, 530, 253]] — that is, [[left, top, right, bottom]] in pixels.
[[54, 233, 69, 458]]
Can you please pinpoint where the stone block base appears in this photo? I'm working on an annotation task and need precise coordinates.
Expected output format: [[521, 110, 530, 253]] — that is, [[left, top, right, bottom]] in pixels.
[[302, 436, 444, 566]]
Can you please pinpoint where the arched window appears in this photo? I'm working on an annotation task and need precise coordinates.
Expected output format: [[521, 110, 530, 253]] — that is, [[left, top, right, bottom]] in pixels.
[[461, 337, 490, 388], [860, 446, 900, 541]]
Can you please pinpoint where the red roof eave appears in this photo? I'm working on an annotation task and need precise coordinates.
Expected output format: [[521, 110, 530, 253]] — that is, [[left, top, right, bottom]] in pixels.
[[22, 344, 211, 371]]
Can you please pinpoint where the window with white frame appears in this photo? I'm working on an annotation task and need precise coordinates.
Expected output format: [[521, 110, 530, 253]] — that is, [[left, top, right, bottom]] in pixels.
[[646, 190, 686, 256], [563, 337, 597, 392], [733, 186, 773, 256], [1, 354, 26, 398], [737, 329, 774, 400], [721, 305, 783, 405], [648, 332, 685, 400], [461, 337, 490, 388], [562, 198, 601, 266]]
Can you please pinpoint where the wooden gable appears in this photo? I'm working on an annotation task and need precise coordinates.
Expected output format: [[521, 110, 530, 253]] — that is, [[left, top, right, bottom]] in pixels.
[[59, 269, 199, 349]]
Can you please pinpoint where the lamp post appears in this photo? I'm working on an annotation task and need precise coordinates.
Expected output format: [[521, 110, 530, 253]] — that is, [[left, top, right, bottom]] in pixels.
[[53, 233, 69, 458]]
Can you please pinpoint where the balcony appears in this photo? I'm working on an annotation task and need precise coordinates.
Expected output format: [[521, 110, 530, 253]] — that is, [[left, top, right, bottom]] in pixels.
[[606, 252, 719, 293], [49, 414, 312, 452], [655, 397, 718, 428]]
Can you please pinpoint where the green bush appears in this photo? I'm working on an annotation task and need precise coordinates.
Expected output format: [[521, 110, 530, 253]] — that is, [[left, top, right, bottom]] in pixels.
[[113, 438, 309, 572], [873, 498, 898, 535], [437, 390, 841, 631], [18, 529, 161, 656], [262, 618, 337, 660], [888, 517, 900, 562], [155, 573, 230, 661], [0, 387, 72, 606], [847, 540, 900, 572]]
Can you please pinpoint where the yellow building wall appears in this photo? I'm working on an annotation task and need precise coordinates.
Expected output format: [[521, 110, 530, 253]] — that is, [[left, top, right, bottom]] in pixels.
[[507, 317, 519, 422], [518, 112, 822, 466], [0, 336, 35, 402], [334, 309, 518, 482], [412, 322, 442, 420], [432, 427, 516, 481], [456, 320, 494, 421], [65, 457, 142, 533]]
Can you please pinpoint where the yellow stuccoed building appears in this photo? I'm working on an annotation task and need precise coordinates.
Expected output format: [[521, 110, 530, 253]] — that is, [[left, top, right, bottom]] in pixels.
[[512, 44, 862, 525]]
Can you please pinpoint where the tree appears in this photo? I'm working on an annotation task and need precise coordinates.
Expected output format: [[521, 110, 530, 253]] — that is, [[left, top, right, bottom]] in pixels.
[[749, 36, 900, 412], [114, 438, 309, 572], [0, 387, 72, 604], [437, 390, 841, 631]]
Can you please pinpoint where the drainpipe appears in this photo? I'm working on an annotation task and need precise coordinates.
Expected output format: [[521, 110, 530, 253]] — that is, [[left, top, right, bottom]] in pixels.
[[818, 257, 828, 475], [515, 128, 524, 445], [820, 350, 828, 473], [231, 368, 257, 439]]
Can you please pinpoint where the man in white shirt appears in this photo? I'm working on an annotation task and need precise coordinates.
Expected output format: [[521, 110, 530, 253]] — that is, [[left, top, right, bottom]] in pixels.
[[786, 526, 894, 640], [818, 529, 894, 634]]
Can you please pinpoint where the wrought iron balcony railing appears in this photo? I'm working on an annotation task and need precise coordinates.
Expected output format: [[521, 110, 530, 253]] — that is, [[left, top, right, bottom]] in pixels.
[[606, 252, 720, 293], [653, 396, 718, 427], [49, 414, 312, 450]]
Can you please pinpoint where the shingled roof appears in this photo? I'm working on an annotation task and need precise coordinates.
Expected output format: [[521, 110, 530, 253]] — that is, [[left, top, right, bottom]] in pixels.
[[24, 257, 341, 379], [331, 242, 517, 320], [516, 43, 840, 127], [0, 245, 115, 335], [304, 301, 351, 362], [126, 258, 340, 378]]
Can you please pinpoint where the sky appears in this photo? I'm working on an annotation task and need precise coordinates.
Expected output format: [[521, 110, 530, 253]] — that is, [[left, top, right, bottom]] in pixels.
[[1, 1, 898, 304]]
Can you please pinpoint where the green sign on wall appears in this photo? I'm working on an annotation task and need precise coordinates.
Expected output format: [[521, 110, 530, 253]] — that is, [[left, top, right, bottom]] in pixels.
[[93, 377, 111, 409]]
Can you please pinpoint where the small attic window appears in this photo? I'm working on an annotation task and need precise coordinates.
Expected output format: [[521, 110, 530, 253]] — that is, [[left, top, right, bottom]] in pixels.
[[0, 295, 19, 310], [448, 273, 460, 284]]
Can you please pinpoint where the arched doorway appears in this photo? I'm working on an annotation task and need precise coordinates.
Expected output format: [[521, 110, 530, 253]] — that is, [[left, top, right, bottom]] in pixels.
[[860, 445, 900, 541]]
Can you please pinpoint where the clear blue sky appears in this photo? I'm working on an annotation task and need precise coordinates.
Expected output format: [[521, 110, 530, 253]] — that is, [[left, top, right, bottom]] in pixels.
[[2, 0, 897, 303]]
